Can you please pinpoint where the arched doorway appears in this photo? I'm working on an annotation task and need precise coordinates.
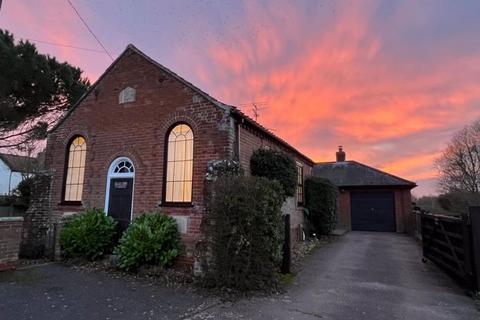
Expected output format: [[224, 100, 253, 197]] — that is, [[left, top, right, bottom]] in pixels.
[[104, 157, 135, 233]]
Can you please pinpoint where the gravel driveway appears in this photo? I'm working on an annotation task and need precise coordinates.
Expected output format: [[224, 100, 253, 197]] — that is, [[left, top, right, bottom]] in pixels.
[[1, 232, 478, 319]]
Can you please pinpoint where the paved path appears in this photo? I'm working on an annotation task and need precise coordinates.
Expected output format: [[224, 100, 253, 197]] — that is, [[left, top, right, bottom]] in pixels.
[[195, 232, 480, 320], [1, 232, 478, 319], [0, 263, 218, 320]]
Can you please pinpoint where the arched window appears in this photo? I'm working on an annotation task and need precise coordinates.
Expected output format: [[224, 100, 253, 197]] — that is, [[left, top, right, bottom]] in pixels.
[[164, 124, 193, 203], [113, 160, 134, 174], [64, 136, 87, 202]]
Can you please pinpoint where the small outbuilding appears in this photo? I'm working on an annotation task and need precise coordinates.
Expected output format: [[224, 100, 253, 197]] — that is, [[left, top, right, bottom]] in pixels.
[[313, 147, 416, 233], [0, 153, 37, 195]]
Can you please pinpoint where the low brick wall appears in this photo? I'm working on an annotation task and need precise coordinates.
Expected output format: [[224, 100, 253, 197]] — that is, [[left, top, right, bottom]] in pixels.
[[0, 217, 24, 271], [21, 174, 52, 258]]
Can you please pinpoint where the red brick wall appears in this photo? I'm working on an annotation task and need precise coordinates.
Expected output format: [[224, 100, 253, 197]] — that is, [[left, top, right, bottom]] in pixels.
[[237, 124, 312, 183], [336, 191, 352, 231], [395, 189, 413, 234], [0, 217, 23, 271], [21, 174, 52, 258], [45, 50, 232, 267]]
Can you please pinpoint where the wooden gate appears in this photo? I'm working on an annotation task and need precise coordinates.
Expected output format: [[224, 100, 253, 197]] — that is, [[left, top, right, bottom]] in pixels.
[[420, 206, 480, 292]]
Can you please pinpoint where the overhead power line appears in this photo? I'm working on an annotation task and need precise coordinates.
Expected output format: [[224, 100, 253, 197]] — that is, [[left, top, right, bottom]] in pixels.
[[66, 0, 114, 61], [24, 38, 108, 53]]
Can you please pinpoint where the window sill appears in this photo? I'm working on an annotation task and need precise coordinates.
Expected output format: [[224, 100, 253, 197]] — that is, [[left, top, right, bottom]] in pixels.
[[159, 202, 194, 208], [58, 201, 83, 207]]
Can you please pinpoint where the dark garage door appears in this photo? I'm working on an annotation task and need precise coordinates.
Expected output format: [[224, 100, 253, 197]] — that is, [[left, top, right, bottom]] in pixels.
[[351, 191, 395, 232]]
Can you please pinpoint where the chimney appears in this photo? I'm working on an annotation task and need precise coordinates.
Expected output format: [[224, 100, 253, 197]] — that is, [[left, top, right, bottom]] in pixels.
[[336, 146, 346, 162]]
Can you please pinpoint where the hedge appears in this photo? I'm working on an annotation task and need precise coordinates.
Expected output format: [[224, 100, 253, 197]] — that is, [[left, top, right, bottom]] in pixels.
[[205, 176, 284, 291], [250, 148, 297, 198], [304, 177, 338, 236]]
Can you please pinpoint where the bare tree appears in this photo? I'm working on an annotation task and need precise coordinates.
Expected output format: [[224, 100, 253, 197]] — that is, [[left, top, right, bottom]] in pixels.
[[436, 120, 480, 193]]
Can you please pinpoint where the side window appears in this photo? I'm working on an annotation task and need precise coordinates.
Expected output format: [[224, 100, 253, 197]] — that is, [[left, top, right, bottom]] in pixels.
[[296, 164, 304, 206], [64, 136, 87, 202]]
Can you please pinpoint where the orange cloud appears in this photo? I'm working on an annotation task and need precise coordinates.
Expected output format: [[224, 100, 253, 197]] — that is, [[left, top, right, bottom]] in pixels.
[[380, 152, 441, 181]]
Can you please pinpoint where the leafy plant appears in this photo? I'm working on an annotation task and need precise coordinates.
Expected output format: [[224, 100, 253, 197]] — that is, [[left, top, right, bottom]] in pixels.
[[11, 176, 34, 208], [206, 159, 243, 180], [250, 148, 297, 198], [205, 176, 285, 291], [114, 213, 181, 271], [59, 208, 117, 260], [304, 177, 338, 236]]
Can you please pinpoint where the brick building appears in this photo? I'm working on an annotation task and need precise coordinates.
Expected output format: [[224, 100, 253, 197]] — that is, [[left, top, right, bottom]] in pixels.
[[41, 44, 314, 268], [313, 147, 416, 234]]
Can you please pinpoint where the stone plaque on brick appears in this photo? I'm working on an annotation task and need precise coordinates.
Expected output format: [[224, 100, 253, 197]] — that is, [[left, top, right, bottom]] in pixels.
[[171, 215, 188, 234], [119, 87, 136, 104]]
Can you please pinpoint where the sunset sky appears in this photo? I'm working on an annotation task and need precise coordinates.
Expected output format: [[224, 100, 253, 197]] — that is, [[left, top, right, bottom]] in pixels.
[[2, 0, 480, 196]]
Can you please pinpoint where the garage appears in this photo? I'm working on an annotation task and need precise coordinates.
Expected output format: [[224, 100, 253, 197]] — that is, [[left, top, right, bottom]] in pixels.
[[312, 147, 416, 234], [350, 191, 395, 232]]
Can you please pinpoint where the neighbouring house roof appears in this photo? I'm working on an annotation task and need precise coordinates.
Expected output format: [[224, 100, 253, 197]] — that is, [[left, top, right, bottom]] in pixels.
[[49, 44, 314, 166], [313, 160, 416, 189], [0, 153, 37, 173]]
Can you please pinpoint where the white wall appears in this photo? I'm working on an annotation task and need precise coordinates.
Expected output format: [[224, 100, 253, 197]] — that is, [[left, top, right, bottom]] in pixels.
[[0, 160, 23, 195]]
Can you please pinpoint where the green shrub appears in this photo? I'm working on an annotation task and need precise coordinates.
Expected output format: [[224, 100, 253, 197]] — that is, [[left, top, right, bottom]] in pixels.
[[205, 176, 284, 291], [12, 176, 34, 208], [114, 213, 181, 271], [305, 177, 338, 236], [250, 148, 297, 198], [59, 208, 117, 260]]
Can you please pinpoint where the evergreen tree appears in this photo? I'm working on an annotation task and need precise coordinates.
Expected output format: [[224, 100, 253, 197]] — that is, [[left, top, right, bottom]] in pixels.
[[0, 29, 90, 150]]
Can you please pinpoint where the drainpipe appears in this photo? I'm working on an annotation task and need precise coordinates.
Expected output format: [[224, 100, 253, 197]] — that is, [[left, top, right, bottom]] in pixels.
[[8, 170, 12, 195], [237, 120, 241, 158]]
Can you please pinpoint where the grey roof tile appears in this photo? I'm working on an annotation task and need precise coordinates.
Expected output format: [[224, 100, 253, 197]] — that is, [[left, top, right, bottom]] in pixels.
[[313, 160, 416, 188]]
